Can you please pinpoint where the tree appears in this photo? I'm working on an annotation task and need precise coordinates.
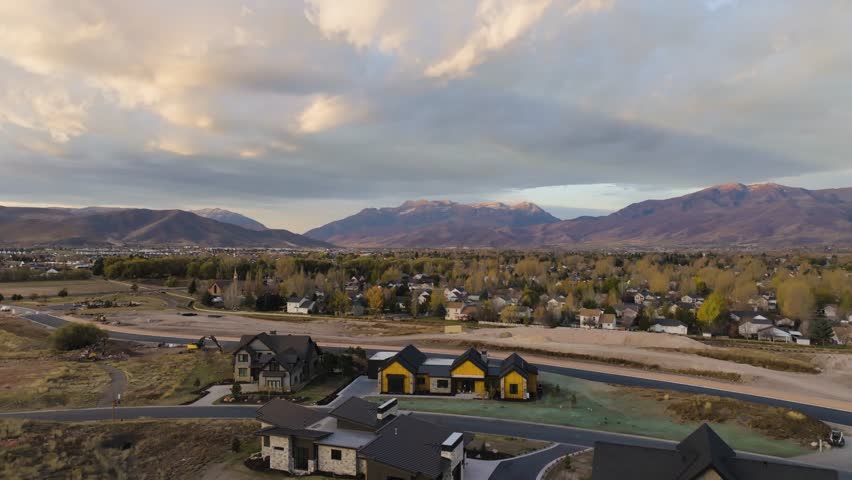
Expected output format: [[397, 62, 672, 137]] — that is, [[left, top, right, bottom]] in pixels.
[[777, 279, 816, 322], [11, 294, 23, 301], [231, 381, 242, 400], [130, 283, 139, 293], [255, 292, 284, 312], [57, 288, 69, 297], [810, 318, 835, 345], [697, 292, 726, 326], [50, 323, 107, 351], [0, 293, 4, 303], [429, 292, 445, 317], [92, 258, 105, 276], [328, 290, 352, 316], [188, 278, 197, 295], [231, 437, 241, 453], [165, 276, 178, 288], [201, 291, 215, 306], [365, 286, 384, 314]]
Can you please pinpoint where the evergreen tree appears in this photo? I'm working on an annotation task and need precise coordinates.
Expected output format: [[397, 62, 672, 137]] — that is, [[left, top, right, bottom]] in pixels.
[[810, 318, 835, 345]]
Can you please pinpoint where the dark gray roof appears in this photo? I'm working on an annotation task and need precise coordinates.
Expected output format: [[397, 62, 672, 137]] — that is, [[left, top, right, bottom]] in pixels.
[[386, 344, 427, 374], [654, 318, 686, 328], [258, 425, 331, 440], [329, 397, 393, 431], [418, 363, 452, 377], [256, 399, 326, 430], [234, 333, 321, 369], [360, 414, 471, 479], [499, 352, 538, 377], [591, 424, 838, 480]]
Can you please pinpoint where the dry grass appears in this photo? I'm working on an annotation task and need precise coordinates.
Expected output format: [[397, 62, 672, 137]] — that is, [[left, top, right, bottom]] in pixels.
[[543, 450, 594, 480], [0, 279, 130, 298], [0, 419, 257, 480], [627, 388, 831, 446], [0, 315, 110, 410], [659, 347, 820, 374], [110, 349, 233, 405]]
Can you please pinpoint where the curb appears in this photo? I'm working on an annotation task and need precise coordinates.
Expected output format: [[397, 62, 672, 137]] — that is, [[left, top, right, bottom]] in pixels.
[[535, 447, 593, 480]]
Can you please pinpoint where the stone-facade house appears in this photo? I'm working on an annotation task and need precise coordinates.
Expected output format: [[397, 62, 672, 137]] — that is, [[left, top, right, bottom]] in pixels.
[[233, 332, 322, 392], [258, 397, 470, 480]]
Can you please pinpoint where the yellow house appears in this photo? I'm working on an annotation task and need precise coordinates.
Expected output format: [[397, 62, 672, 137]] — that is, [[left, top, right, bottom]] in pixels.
[[378, 345, 538, 400]]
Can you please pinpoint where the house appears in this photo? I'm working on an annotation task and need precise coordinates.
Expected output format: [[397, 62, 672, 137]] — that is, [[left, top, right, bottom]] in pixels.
[[600, 313, 617, 330], [444, 287, 466, 302], [578, 308, 603, 328], [680, 295, 695, 304], [591, 423, 837, 480], [287, 296, 316, 314], [649, 319, 688, 335], [258, 397, 470, 479], [208, 270, 239, 296], [757, 326, 792, 343], [233, 332, 322, 392], [823, 304, 839, 320], [737, 315, 773, 338], [378, 345, 538, 400], [445, 302, 478, 321], [546, 296, 566, 313], [613, 304, 639, 327]]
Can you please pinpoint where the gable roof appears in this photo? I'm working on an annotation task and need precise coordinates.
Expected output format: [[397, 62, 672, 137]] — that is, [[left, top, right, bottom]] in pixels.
[[499, 352, 538, 377], [385, 344, 427, 374], [579, 308, 603, 317], [591, 423, 838, 480], [360, 414, 470, 479], [257, 399, 327, 430], [451, 347, 488, 373], [329, 396, 394, 431]]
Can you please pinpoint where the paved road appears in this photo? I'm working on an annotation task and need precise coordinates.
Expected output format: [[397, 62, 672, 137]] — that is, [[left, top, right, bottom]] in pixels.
[[11, 306, 852, 426], [96, 364, 127, 408]]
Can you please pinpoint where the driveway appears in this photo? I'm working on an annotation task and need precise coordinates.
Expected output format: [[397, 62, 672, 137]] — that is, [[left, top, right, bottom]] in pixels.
[[490, 443, 577, 480], [325, 375, 378, 408], [96, 364, 127, 407], [191, 383, 258, 406]]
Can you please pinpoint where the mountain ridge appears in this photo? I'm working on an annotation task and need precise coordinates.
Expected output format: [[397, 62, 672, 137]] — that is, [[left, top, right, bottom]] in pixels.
[[304, 183, 852, 248]]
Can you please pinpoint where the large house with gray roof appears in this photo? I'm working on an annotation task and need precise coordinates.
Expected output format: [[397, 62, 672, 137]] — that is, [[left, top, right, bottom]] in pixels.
[[233, 332, 322, 392], [257, 397, 470, 479]]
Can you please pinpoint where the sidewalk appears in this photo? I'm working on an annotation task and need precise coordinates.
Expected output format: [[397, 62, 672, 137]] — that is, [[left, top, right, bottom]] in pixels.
[[191, 384, 258, 406]]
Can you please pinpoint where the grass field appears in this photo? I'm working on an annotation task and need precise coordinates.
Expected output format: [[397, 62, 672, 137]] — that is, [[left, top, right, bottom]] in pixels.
[[0, 315, 110, 410], [372, 372, 814, 457], [0, 279, 131, 298], [0, 419, 256, 480], [110, 349, 233, 406]]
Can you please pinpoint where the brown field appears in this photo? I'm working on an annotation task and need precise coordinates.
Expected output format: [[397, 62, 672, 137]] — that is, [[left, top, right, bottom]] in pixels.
[[656, 347, 820, 374], [543, 450, 594, 480], [0, 419, 257, 480], [0, 279, 131, 298]]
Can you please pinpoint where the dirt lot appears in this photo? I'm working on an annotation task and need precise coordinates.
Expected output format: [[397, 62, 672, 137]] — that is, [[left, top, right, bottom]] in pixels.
[[0, 279, 131, 298], [466, 433, 550, 460], [0, 419, 256, 480]]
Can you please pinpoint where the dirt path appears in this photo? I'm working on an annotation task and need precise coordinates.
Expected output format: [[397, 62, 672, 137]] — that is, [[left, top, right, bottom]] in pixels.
[[96, 364, 127, 407]]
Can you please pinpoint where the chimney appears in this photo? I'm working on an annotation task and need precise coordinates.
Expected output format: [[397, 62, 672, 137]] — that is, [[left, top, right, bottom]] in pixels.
[[480, 350, 488, 364], [441, 432, 464, 461], [269, 330, 277, 335], [377, 398, 398, 421]]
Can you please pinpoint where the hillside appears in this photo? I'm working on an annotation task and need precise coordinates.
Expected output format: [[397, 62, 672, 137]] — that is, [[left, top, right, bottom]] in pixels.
[[305, 184, 852, 248], [0, 207, 329, 248], [191, 208, 267, 231], [304, 200, 560, 247]]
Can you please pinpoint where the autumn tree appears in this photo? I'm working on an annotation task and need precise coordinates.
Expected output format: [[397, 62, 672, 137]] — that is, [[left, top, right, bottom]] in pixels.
[[365, 286, 384, 314], [329, 291, 351, 316], [777, 279, 815, 322], [697, 292, 726, 326], [429, 291, 445, 316]]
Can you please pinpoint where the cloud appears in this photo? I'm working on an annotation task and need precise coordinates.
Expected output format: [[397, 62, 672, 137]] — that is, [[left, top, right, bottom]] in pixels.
[[298, 95, 361, 134], [426, 0, 552, 78], [0, 0, 850, 231]]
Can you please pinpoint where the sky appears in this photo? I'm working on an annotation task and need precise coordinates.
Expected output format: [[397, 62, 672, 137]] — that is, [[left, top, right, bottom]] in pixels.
[[1, 0, 852, 233]]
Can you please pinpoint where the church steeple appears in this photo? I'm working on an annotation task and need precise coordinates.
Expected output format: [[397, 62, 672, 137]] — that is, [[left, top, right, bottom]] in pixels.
[[233, 268, 238, 281]]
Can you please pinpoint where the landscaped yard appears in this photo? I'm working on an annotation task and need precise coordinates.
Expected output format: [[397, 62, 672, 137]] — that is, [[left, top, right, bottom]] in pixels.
[[465, 433, 550, 460], [108, 349, 233, 406], [372, 372, 817, 457], [0, 419, 256, 480], [543, 450, 594, 480]]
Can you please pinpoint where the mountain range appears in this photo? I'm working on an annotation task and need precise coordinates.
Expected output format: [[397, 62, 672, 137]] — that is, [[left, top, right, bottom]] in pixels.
[[304, 183, 852, 248], [0, 207, 327, 248], [1, 183, 850, 248]]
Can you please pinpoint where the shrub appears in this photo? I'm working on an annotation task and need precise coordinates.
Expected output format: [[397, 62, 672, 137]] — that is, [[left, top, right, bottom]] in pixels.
[[11, 294, 23, 301], [57, 288, 69, 297], [231, 381, 242, 399], [50, 323, 108, 351], [231, 437, 241, 452]]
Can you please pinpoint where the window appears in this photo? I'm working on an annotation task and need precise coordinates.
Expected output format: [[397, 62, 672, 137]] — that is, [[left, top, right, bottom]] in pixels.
[[237, 354, 249, 362], [437, 379, 449, 389], [330, 449, 342, 461], [416, 376, 426, 385], [274, 446, 285, 451], [238, 368, 248, 377], [263, 436, 270, 447], [509, 384, 519, 395]]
